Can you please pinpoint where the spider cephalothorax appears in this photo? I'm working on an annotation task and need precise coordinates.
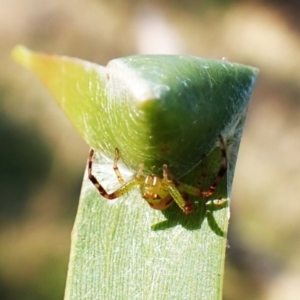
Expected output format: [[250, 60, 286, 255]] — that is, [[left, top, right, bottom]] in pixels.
[[88, 135, 227, 214]]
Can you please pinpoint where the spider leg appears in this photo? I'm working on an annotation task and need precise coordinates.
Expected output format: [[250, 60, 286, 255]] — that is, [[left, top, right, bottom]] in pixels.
[[136, 163, 144, 179], [195, 154, 207, 189], [162, 165, 193, 214], [113, 148, 125, 184], [198, 134, 227, 197], [178, 135, 227, 198], [88, 149, 140, 200]]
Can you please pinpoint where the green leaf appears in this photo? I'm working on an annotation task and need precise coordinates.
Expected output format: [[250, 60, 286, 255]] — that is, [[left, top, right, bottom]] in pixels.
[[12, 45, 258, 300]]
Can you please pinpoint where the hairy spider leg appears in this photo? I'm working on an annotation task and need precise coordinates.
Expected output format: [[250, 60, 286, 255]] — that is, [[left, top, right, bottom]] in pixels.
[[88, 149, 143, 199], [179, 135, 227, 198], [162, 165, 193, 214]]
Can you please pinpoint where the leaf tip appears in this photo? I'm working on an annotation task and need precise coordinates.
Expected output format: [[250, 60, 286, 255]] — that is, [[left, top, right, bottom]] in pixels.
[[11, 45, 33, 67], [251, 66, 260, 77]]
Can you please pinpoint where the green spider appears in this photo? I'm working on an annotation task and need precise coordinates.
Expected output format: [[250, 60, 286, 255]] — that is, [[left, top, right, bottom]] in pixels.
[[88, 135, 227, 214]]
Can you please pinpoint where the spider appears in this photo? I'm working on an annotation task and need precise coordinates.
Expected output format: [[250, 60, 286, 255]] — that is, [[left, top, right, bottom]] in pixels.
[[88, 135, 227, 214]]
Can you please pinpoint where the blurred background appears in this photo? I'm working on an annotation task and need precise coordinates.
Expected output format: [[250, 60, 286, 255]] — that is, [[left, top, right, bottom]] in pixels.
[[1, 0, 300, 299]]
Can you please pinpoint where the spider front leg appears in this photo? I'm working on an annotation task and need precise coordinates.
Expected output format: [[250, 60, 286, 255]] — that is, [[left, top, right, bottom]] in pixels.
[[180, 135, 227, 199], [162, 165, 193, 214], [88, 149, 140, 200], [198, 134, 227, 197]]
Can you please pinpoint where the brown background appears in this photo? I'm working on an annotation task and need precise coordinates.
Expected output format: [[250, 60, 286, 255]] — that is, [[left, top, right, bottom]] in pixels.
[[1, 1, 300, 299]]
